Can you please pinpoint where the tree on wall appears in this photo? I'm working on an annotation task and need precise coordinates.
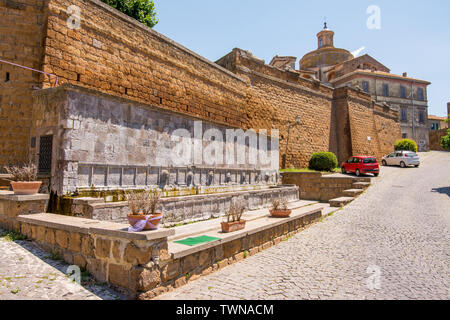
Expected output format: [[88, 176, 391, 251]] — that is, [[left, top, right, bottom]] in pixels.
[[101, 0, 158, 28]]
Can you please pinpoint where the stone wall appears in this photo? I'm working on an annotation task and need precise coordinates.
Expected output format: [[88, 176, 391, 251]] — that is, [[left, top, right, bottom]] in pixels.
[[32, 84, 279, 196], [65, 186, 299, 225], [217, 49, 337, 168], [0, 0, 49, 166], [334, 87, 401, 162], [17, 207, 322, 299], [281, 172, 370, 202], [41, 0, 248, 129], [0, 191, 49, 231], [429, 129, 447, 151], [18, 213, 172, 298]]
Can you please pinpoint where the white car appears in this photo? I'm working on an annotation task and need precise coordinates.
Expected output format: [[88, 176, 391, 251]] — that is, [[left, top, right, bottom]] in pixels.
[[381, 151, 420, 168]]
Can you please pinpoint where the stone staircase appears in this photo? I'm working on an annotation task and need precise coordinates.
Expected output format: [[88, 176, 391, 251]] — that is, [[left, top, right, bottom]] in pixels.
[[329, 179, 372, 208]]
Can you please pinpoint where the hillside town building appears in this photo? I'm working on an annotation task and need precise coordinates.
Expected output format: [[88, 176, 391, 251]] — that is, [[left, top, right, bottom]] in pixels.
[[274, 23, 431, 151]]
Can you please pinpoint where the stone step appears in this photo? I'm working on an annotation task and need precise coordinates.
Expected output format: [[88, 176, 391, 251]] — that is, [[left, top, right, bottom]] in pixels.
[[352, 182, 371, 190], [320, 204, 340, 217], [329, 197, 355, 207], [343, 189, 364, 197]]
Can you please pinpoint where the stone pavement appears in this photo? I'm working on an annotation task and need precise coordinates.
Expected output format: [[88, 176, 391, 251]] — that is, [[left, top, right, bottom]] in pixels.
[[0, 233, 124, 300], [157, 151, 450, 300]]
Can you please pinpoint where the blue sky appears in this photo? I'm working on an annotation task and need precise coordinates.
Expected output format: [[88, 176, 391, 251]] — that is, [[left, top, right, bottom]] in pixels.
[[153, 0, 449, 117]]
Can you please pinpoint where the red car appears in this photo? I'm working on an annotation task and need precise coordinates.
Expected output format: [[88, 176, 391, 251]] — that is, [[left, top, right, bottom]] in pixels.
[[341, 156, 380, 177]]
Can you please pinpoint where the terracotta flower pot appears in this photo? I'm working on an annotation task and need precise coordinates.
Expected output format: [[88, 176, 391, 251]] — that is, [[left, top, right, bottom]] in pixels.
[[127, 213, 163, 231], [10, 181, 42, 195], [221, 220, 246, 233], [270, 209, 292, 218]]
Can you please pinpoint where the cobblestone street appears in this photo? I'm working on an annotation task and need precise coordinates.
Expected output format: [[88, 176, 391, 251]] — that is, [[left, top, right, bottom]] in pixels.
[[157, 151, 450, 300], [0, 233, 124, 300]]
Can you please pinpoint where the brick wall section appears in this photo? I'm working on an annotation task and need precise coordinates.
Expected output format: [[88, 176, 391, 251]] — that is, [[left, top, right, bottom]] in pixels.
[[0, 0, 49, 166], [217, 49, 337, 168], [335, 87, 401, 161], [41, 0, 248, 129], [429, 129, 447, 151]]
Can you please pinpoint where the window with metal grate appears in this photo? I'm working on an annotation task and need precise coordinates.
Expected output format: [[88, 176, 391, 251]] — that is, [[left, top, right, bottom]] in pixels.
[[38, 135, 53, 174]]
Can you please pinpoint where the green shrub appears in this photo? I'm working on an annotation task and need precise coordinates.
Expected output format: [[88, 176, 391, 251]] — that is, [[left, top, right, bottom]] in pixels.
[[394, 139, 418, 152], [441, 129, 450, 151], [308, 152, 338, 172]]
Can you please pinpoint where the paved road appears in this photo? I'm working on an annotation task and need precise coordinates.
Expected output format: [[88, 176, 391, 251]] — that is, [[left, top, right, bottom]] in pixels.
[[158, 151, 450, 300], [0, 232, 124, 300]]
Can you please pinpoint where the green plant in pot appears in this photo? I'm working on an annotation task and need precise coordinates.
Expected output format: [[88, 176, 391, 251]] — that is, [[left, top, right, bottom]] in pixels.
[[4, 164, 41, 195], [221, 201, 246, 233], [127, 191, 163, 232], [269, 198, 291, 218]]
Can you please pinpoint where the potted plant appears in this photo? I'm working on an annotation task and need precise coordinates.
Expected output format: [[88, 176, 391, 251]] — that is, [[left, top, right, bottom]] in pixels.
[[4, 164, 41, 195], [221, 201, 246, 233], [127, 191, 163, 232], [269, 198, 291, 218]]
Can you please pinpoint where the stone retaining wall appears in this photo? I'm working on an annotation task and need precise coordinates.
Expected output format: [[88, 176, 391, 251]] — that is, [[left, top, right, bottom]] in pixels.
[[281, 172, 370, 202], [17, 207, 321, 299], [18, 214, 173, 298], [1, 188, 321, 300], [0, 191, 49, 232], [68, 186, 299, 225]]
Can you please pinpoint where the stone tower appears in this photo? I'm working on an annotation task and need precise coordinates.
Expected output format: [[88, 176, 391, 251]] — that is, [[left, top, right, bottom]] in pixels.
[[317, 23, 334, 48], [300, 24, 354, 73]]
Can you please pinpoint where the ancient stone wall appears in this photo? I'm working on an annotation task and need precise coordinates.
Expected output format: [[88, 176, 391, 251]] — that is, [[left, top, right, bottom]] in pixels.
[[41, 0, 248, 129], [217, 49, 337, 169], [336, 87, 400, 161], [32, 84, 280, 195], [2, 0, 401, 175], [0, 0, 49, 166]]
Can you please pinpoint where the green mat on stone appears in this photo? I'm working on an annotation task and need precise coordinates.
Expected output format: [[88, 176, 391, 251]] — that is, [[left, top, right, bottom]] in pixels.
[[174, 235, 221, 246]]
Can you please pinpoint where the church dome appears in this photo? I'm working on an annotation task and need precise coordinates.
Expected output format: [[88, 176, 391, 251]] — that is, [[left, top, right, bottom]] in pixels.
[[300, 24, 354, 71]]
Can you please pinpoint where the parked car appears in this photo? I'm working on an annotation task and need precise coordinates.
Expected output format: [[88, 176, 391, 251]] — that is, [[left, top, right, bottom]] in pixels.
[[341, 156, 380, 177], [381, 151, 420, 168]]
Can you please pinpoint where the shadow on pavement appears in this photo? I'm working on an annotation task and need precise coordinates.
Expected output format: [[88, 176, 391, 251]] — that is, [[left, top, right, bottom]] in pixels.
[[431, 187, 450, 197]]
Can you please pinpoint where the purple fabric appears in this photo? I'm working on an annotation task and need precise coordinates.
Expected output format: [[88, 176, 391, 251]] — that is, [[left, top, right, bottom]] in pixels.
[[128, 215, 162, 232]]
